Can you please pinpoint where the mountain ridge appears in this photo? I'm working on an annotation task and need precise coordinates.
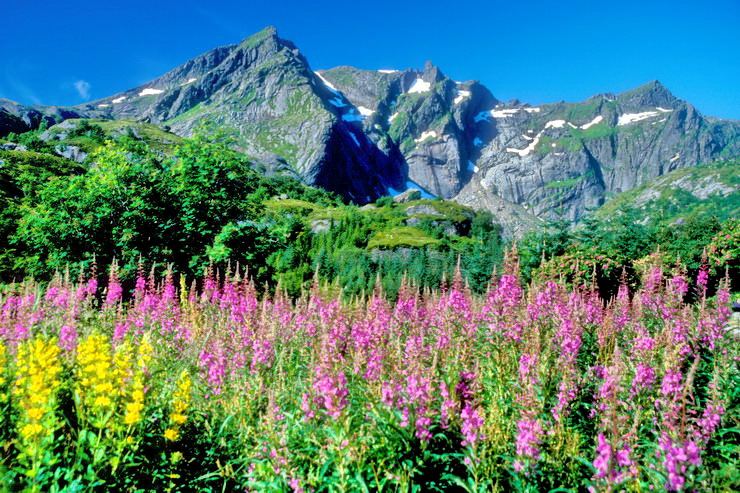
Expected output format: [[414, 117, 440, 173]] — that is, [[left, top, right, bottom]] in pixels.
[[1, 26, 737, 236]]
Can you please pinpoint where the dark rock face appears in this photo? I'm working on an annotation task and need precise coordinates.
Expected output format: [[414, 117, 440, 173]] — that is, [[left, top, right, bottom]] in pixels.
[[1, 28, 737, 236], [0, 98, 87, 134]]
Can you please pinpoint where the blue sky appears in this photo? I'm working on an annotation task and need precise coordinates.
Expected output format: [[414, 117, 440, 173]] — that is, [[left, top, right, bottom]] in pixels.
[[2, 0, 739, 118]]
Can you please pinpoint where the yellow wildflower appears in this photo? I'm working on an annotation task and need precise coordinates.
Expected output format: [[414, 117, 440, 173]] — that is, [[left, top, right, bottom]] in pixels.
[[0, 343, 6, 389], [94, 396, 112, 408], [21, 423, 43, 439], [76, 333, 115, 423], [165, 371, 191, 441], [11, 336, 62, 471], [164, 428, 179, 441], [27, 408, 44, 420]]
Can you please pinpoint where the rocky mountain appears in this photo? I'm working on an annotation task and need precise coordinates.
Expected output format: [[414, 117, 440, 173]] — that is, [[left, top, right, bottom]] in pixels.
[[593, 157, 739, 224], [0, 98, 85, 135], [1, 26, 738, 236]]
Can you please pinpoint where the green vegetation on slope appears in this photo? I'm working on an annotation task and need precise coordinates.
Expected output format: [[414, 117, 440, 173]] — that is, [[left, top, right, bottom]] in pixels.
[[596, 158, 739, 223]]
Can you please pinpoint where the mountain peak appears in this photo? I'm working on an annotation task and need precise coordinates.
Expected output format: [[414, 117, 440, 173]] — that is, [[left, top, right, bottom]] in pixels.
[[240, 26, 279, 45], [617, 79, 679, 109], [422, 60, 445, 83]]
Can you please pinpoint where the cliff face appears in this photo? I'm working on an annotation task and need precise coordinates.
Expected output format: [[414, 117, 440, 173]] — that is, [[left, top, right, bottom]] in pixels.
[[320, 66, 738, 228], [71, 27, 402, 202], [2, 27, 738, 237]]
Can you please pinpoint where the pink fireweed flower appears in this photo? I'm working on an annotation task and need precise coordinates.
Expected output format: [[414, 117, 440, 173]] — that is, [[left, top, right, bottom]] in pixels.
[[660, 370, 683, 398], [591, 433, 636, 486], [669, 274, 689, 299], [288, 478, 304, 493], [527, 281, 558, 322], [113, 322, 130, 343], [439, 380, 455, 429], [416, 412, 433, 442], [698, 282, 732, 350], [696, 402, 724, 442], [613, 282, 631, 332], [313, 367, 349, 419], [552, 380, 578, 422], [460, 404, 485, 447], [518, 354, 538, 384], [199, 344, 227, 396], [631, 363, 656, 396], [133, 274, 146, 301], [513, 418, 542, 474], [593, 433, 612, 480], [105, 264, 123, 306], [381, 380, 398, 407], [658, 434, 702, 491], [86, 277, 98, 297], [696, 266, 709, 298], [59, 324, 78, 355], [250, 339, 274, 375], [300, 393, 315, 421]]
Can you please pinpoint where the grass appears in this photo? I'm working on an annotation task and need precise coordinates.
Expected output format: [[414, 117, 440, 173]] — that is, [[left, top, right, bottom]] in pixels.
[[544, 170, 593, 189], [400, 199, 474, 223], [164, 103, 207, 126], [44, 119, 183, 154], [568, 122, 617, 141], [264, 199, 319, 214], [367, 226, 440, 249]]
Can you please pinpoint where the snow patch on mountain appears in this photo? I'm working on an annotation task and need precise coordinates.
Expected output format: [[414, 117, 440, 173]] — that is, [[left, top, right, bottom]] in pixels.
[[454, 90, 471, 105], [139, 88, 164, 96], [545, 120, 567, 129], [315, 72, 339, 94], [407, 78, 431, 94], [507, 130, 545, 157], [415, 130, 446, 143], [618, 111, 660, 126], [580, 115, 604, 130], [491, 109, 520, 118]]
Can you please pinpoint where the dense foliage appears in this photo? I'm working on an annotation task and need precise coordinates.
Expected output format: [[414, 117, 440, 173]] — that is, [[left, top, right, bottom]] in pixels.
[[1, 133, 503, 298], [517, 211, 737, 300], [2, 129, 736, 302], [0, 258, 737, 491]]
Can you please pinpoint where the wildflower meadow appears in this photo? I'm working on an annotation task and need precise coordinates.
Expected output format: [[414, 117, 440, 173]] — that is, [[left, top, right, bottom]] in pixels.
[[0, 254, 737, 492]]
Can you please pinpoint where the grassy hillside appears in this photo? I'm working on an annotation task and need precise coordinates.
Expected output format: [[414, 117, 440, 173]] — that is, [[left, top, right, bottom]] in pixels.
[[596, 158, 739, 223]]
